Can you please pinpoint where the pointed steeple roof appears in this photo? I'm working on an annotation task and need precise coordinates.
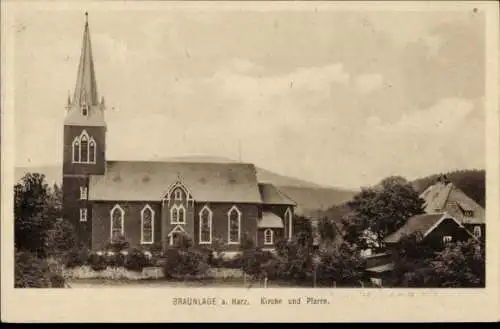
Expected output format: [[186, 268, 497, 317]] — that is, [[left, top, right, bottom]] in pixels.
[[65, 12, 106, 127], [73, 12, 98, 106]]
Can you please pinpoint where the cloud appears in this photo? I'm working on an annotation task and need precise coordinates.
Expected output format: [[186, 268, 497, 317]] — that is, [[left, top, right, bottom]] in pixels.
[[355, 73, 384, 94], [369, 98, 474, 134]]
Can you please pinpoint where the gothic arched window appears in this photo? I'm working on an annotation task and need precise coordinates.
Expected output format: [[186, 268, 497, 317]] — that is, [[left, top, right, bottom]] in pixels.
[[285, 208, 293, 241], [141, 205, 154, 244], [199, 206, 212, 244], [170, 204, 186, 224], [80, 134, 88, 163], [178, 206, 185, 224], [89, 139, 96, 163], [228, 206, 241, 244], [72, 138, 80, 163], [110, 204, 125, 241]]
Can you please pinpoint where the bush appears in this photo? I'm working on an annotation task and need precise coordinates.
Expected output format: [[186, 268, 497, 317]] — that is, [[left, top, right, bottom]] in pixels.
[[220, 256, 244, 269], [49, 272, 66, 288], [124, 248, 150, 272], [104, 234, 130, 253], [15, 251, 66, 288], [88, 252, 107, 272], [162, 247, 209, 278], [107, 252, 126, 268], [45, 219, 78, 257], [64, 248, 89, 269]]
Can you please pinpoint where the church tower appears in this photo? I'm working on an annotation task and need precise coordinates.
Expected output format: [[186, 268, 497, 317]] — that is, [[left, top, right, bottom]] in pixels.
[[62, 12, 106, 247]]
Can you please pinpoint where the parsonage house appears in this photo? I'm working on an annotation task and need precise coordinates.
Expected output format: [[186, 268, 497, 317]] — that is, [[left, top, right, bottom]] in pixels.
[[62, 15, 296, 255], [364, 176, 485, 286]]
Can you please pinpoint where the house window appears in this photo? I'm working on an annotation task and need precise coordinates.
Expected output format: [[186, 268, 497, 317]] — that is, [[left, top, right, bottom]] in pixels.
[[264, 229, 274, 245], [228, 206, 241, 244], [89, 139, 96, 163], [199, 206, 212, 244], [285, 208, 293, 241], [110, 204, 125, 241], [80, 186, 88, 200], [473, 226, 482, 238], [174, 189, 183, 201], [79, 208, 87, 222], [72, 139, 80, 163], [141, 205, 154, 244], [442, 235, 452, 244], [170, 204, 186, 224]]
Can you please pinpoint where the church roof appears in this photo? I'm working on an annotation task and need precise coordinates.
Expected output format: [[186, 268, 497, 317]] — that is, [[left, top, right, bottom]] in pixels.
[[258, 212, 284, 228], [73, 13, 99, 107], [258, 183, 296, 206], [420, 181, 485, 225], [88, 161, 263, 203]]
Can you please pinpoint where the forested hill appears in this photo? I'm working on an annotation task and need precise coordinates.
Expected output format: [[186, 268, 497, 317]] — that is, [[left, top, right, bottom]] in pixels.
[[412, 169, 485, 208]]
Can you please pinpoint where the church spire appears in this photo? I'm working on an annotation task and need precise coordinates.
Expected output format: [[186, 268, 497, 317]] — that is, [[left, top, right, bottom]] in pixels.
[[73, 11, 99, 106]]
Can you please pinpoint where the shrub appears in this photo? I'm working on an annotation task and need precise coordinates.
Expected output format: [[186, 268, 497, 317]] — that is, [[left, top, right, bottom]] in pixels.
[[124, 248, 150, 272], [107, 252, 126, 268], [45, 219, 78, 257], [88, 252, 107, 272], [162, 247, 209, 278], [15, 252, 50, 288], [15, 251, 66, 288], [49, 272, 66, 288], [64, 248, 89, 269], [104, 234, 130, 253]]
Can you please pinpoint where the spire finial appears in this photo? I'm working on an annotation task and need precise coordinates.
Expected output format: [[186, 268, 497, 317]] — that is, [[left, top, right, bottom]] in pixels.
[[85, 11, 88, 24]]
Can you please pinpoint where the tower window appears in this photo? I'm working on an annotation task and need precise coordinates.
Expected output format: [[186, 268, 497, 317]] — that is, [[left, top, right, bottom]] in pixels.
[[82, 104, 88, 116], [72, 130, 97, 164], [72, 139, 80, 163], [80, 208, 88, 222], [80, 186, 88, 200], [89, 139, 96, 163], [80, 134, 88, 163]]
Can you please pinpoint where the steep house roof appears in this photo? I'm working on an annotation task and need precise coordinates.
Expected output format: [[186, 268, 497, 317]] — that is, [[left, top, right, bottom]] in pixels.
[[383, 213, 466, 244], [258, 183, 297, 206], [420, 181, 485, 225], [89, 161, 263, 203]]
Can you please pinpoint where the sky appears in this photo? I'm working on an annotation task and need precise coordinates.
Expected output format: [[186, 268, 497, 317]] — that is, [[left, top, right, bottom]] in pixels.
[[12, 5, 486, 190]]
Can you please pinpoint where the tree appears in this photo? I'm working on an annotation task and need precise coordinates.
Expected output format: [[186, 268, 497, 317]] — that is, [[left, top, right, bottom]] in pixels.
[[427, 239, 485, 287], [343, 176, 425, 249], [14, 173, 57, 256], [45, 219, 78, 257], [274, 233, 314, 284], [391, 232, 436, 287], [316, 241, 366, 286]]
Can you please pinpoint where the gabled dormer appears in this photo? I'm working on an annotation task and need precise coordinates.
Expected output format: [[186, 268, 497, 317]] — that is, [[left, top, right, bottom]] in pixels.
[[63, 12, 106, 176]]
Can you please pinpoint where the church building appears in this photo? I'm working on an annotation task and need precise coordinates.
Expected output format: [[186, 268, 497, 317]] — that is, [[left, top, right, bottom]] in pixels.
[[62, 14, 296, 254]]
